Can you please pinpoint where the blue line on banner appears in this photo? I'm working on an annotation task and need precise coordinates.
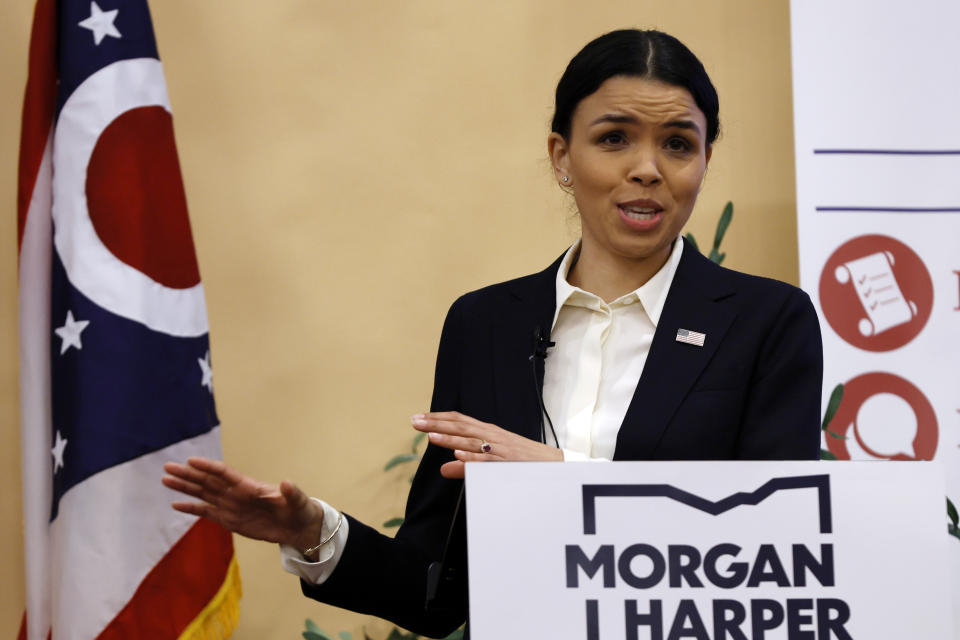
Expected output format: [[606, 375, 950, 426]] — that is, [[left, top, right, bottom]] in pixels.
[[816, 207, 960, 212], [813, 149, 960, 155]]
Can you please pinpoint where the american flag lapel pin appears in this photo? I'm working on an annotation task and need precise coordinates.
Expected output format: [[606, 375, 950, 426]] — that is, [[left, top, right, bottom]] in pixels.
[[676, 328, 706, 347]]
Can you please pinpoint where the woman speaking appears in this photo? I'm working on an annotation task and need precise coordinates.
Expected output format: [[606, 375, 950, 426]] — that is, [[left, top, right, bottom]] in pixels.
[[163, 29, 822, 637]]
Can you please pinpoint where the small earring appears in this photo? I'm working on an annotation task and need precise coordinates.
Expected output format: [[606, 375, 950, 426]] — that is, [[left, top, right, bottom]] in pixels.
[[562, 176, 570, 184]]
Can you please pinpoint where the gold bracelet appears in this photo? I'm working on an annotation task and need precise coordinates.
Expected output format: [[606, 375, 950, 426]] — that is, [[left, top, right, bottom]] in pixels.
[[301, 512, 344, 558]]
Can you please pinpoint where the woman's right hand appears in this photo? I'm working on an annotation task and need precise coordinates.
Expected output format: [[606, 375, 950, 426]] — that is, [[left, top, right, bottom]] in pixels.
[[162, 457, 324, 554]]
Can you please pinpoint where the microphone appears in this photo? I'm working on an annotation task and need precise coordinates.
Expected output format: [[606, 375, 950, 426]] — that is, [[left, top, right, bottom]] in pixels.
[[529, 326, 558, 447], [427, 328, 556, 613], [531, 325, 555, 361], [427, 326, 558, 611]]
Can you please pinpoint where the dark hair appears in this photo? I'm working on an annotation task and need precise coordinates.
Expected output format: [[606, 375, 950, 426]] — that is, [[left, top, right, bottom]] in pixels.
[[551, 29, 720, 146]]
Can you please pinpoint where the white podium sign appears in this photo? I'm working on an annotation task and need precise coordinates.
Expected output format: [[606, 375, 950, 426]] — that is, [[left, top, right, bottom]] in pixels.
[[465, 461, 952, 639]]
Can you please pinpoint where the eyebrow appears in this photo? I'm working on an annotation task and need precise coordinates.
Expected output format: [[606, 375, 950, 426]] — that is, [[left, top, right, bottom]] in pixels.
[[589, 113, 702, 136]]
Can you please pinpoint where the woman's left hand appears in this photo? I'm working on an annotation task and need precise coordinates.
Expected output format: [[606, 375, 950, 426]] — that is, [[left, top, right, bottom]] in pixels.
[[411, 411, 563, 478]]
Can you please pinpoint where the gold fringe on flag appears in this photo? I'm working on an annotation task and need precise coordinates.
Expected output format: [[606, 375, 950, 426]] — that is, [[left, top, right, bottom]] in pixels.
[[178, 555, 243, 640]]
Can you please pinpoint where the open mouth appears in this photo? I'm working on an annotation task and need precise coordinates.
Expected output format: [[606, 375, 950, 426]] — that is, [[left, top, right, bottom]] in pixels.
[[617, 199, 665, 229], [619, 205, 662, 221]]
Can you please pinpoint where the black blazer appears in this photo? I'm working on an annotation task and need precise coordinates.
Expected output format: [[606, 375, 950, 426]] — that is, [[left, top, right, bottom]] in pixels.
[[302, 239, 823, 636]]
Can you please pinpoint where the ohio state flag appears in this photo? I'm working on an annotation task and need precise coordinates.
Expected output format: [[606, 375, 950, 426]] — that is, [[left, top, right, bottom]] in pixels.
[[17, 1, 240, 638]]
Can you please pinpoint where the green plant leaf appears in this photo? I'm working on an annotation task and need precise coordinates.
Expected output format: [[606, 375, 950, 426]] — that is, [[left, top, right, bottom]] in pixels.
[[412, 432, 427, 453], [948, 497, 959, 528], [948, 523, 960, 541], [713, 201, 733, 249], [684, 232, 699, 253], [821, 384, 844, 431], [824, 429, 847, 440], [383, 517, 404, 528], [302, 620, 333, 640], [338, 632, 353, 640], [442, 628, 466, 640], [384, 453, 418, 471], [820, 449, 837, 461], [716, 252, 726, 265], [708, 248, 720, 263]]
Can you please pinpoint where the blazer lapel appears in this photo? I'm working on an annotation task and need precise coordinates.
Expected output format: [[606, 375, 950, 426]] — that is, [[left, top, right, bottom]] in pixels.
[[614, 244, 738, 460], [492, 255, 562, 442]]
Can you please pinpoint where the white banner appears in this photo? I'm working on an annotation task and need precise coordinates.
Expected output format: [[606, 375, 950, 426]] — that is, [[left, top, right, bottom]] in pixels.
[[466, 461, 951, 639], [790, 3, 960, 628]]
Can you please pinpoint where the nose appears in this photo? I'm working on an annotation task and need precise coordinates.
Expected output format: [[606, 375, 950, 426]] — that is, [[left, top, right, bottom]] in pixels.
[[627, 149, 662, 186]]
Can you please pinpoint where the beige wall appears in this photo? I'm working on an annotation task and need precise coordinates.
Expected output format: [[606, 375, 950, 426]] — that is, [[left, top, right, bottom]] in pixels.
[[0, 1, 797, 637]]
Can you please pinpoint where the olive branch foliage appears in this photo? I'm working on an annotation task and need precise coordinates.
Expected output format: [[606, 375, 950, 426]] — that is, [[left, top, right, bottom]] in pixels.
[[302, 617, 463, 640], [684, 200, 733, 265]]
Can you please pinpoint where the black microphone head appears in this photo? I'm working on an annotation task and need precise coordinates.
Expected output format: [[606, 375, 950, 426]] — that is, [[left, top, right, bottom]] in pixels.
[[533, 326, 554, 359]]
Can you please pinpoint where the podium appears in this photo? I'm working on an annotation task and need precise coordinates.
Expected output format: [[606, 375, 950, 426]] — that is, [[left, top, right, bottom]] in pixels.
[[465, 461, 953, 639]]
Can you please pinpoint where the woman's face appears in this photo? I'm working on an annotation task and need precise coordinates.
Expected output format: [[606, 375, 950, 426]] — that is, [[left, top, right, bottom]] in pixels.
[[549, 76, 711, 270]]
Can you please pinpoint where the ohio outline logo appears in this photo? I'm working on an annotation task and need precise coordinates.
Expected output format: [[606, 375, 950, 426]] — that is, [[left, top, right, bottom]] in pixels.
[[564, 476, 852, 640]]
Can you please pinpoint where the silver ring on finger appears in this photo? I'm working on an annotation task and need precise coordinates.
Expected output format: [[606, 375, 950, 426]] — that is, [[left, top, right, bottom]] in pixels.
[[480, 440, 492, 454]]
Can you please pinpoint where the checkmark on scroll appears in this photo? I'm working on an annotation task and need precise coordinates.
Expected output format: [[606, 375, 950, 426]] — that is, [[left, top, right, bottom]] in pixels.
[[834, 251, 917, 337]]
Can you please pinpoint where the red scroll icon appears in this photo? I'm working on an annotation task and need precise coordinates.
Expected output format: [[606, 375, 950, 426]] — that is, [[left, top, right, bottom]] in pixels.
[[825, 372, 938, 461], [819, 235, 933, 351]]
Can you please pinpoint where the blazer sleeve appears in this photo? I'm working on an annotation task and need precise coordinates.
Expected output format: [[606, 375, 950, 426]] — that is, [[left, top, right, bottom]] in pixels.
[[735, 287, 824, 460], [299, 298, 468, 638]]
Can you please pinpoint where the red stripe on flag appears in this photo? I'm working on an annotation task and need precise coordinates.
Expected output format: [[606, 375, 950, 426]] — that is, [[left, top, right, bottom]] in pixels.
[[15, 613, 50, 640], [97, 519, 234, 639], [17, 0, 57, 255]]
